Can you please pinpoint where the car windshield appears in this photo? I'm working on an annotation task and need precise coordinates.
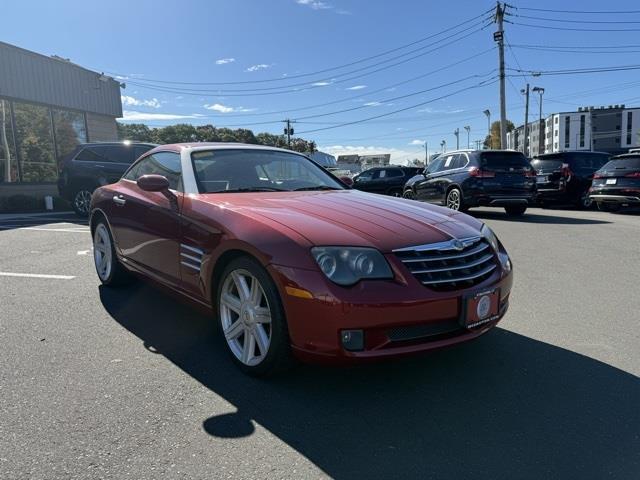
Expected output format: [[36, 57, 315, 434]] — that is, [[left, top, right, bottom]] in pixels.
[[191, 149, 345, 193]]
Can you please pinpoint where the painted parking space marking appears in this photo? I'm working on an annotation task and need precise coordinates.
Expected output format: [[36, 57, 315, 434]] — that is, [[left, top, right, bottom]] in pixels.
[[0, 226, 89, 233], [0, 271, 76, 280]]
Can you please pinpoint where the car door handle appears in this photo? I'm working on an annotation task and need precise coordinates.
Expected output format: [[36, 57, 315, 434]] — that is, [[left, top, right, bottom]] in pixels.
[[112, 195, 126, 206]]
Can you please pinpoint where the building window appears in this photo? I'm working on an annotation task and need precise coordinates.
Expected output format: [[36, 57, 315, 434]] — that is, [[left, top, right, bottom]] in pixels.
[[13, 102, 57, 182], [52, 109, 87, 161], [0, 100, 19, 183], [564, 116, 570, 149], [627, 111, 633, 145], [579, 115, 585, 148]]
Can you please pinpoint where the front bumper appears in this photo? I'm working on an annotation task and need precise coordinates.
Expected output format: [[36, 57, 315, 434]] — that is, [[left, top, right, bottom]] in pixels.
[[268, 258, 513, 364]]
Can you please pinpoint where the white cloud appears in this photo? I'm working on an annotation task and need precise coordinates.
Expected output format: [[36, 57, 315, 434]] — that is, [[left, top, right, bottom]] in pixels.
[[215, 58, 235, 65], [346, 85, 367, 91], [203, 103, 255, 113], [364, 101, 382, 107], [121, 110, 203, 121], [409, 139, 425, 146], [121, 95, 161, 109], [296, 0, 332, 10], [311, 81, 332, 86], [246, 63, 272, 72], [417, 107, 465, 114], [320, 144, 422, 166]]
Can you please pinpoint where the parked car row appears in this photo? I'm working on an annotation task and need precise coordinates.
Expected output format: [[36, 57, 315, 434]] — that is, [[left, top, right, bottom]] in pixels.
[[350, 149, 639, 215]]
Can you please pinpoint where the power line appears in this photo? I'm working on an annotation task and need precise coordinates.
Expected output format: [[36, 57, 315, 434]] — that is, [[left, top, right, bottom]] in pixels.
[[124, 26, 491, 96], [140, 47, 495, 119], [515, 7, 640, 14], [107, 10, 493, 87], [511, 45, 640, 54], [297, 78, 497, 134], [513, 14, 640, 24], [509, 21, 640, 32], [507, 64, 640, 76], [510, 43, 640, 49]]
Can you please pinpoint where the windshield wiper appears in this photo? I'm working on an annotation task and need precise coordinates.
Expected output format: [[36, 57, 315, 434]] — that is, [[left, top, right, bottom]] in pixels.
[[294, 185, 341, 191], [213, 187, 288, 193]]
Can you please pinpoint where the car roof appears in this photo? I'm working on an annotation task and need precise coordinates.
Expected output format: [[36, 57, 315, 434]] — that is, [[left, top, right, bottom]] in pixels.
[[612, 153, 640, 159], [535, 151, 610, 158]]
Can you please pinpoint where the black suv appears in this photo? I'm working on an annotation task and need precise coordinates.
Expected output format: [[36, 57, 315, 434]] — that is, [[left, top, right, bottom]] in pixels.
[[58, 142, 155, 216], [403, 150, 536, 216], [530, 151, 611, 209], [589, 154, 640, 212], [352, 166, 422, 196]]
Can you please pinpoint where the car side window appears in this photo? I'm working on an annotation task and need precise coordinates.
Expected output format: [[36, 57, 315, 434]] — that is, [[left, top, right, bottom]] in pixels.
[[377, 169, 387, 179], [452, 154, 468, 169], [356, 170, 374, 182], [124, 152, 182, 191], [441, 155, 457, 171], [386, 168, 404, 178]]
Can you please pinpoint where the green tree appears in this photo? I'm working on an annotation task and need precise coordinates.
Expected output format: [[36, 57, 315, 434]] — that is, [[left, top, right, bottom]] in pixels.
[[483, 120, 515, 149], [117, 123, 154, 142]]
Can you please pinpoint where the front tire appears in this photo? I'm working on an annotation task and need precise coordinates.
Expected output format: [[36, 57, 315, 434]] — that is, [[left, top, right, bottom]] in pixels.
[[505, 205, 527, 216], [576, 191, 594, 210], [93, 220, 133, 286], [403, 189, 416, 200], [216, 256, 292, 376]]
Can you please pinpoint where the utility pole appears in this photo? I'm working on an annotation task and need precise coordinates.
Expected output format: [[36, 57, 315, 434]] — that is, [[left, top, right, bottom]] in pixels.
[[282, 119, 296, 148], [464, 126, 471, 149], [494, 2, 507, 149], [441, 140, 446, 153], [532, 87, 544, 153], [454, 128, 460, 150], [424, 141, 428, 163], [521, 84, 530, 156]]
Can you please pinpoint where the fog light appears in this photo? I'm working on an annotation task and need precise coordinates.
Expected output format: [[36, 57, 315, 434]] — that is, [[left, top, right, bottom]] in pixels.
[[341, 329, 364, 351]]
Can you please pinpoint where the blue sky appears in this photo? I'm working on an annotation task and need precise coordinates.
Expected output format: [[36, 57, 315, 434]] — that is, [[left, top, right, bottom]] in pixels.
[[3, 0, 640, 163]]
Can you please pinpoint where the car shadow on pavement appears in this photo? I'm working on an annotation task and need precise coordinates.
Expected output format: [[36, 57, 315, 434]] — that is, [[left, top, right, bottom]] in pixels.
[[99, 284, 639, 480], [471, 210, 612, 225]]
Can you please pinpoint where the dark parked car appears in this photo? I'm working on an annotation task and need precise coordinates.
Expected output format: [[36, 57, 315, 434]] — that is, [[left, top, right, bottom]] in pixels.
[[530, 151, 611, 209], [58, 142, 156, 216], [403, 150, 536, 216], [589, 154, 640, 212], [352, 166, 422, 197]]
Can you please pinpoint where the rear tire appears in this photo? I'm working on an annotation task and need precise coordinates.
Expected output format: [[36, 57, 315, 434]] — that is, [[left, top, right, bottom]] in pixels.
[[505, 205, 527, 216], [576, 191, 594, 210], [72, 187, 95, 217], [403, 189, 416, 200], [597, 202, 621, 213], [216, 256, 292, 377], [387, 187, 402, 197], [93, 220, 133, 287]]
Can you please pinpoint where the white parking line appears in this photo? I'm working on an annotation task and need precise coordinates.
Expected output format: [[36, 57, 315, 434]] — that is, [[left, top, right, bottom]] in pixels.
[[0, 272, 76, 280], [0, 226, 89, 233]]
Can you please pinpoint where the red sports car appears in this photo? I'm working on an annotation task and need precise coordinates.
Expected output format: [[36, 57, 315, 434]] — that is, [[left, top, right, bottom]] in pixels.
[[90, 143, 513, 375]]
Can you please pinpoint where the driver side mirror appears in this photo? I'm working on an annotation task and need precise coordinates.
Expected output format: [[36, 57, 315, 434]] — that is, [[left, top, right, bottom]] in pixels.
[[339, 176, 354, 187], [137, 174, 170, 192]]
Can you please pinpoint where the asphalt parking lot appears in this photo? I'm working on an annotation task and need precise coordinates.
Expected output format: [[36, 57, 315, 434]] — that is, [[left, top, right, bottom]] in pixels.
[[0, 207, 638, 480]]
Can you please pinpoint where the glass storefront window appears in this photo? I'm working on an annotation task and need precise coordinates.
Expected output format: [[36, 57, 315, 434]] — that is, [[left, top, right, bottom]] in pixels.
[[53, 109, 87, 162], [0, 99, 18, 182], [13, 102, 57, 182]]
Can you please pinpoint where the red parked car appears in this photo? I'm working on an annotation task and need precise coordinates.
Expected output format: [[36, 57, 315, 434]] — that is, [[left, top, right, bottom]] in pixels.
[[90, 143, 513, 376]]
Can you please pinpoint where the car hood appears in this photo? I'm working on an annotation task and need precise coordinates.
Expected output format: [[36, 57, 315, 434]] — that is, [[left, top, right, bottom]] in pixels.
[[199, 190, 484, 252]]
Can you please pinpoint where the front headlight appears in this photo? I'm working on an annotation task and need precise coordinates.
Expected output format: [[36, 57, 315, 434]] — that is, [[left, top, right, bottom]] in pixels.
[[311, 247, 393, 286], [481, 224, 499, 253]]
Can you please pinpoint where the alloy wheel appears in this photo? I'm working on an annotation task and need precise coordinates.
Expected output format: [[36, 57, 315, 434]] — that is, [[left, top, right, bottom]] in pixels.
[[74, 190, 92, 215], [93, 224, 113, 281], [220, 269, 272, 367], [581, 192, 593, 208], [403, 190, 415, 200], [446, 189, 461, 210]]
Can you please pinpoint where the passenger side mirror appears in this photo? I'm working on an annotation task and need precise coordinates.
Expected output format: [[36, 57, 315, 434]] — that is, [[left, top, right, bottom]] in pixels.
[[339, 176, 354, 187], [137, 174, 170, 192]]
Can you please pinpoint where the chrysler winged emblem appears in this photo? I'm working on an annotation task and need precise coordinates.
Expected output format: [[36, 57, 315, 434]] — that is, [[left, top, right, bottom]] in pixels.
[[451, 239, 465, 251]]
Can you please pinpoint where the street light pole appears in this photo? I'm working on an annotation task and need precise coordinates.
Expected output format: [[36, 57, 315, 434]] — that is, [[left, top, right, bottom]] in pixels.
[[454, 128, 460, 150], [441, 140, 446, 153], [483, 109, 491, 148], [464, 126, 471, 149], [532, 87, 545, 153]]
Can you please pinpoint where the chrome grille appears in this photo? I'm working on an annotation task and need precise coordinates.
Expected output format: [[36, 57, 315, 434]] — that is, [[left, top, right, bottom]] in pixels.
[[393, 236, 497, 291]]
